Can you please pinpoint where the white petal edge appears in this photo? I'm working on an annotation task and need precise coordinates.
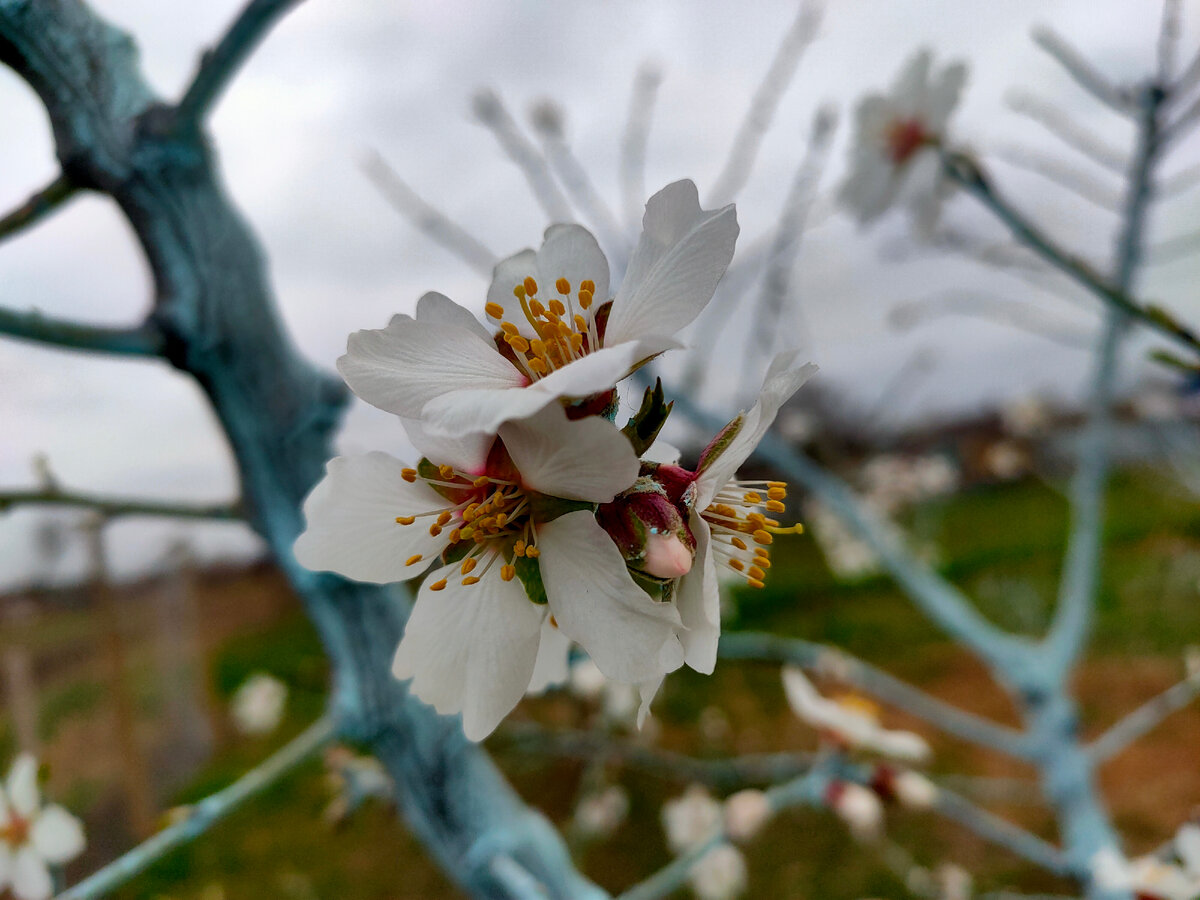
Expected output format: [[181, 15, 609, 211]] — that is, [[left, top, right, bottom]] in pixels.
[[532, 224, 611, 312], [675, 514, 720, 674], [606, 180, 739, 347], [526, 617, 571, 695], [392, 561, 544, 741], [539, 511, 684, 684], [414, 291, 493, 344], [11, 846, 51, 900], [500, 404, 638, 503], [401, 417, 494, 475], [29, 806, 85, 865], [294, 453, 449, 583], [6, 755, 38, 820]]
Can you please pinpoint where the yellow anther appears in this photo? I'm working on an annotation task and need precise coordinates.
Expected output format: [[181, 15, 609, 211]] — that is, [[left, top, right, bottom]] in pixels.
[[429, 524, 443, 537], [513, 284, 526, 300], [747, 578, 766, 590], [485, 302, 506, 319], [748, 566, 766, 580], [753, 529, 773, 545], [580, 279, 595, 294], [529, 357, 547, 374], [743, 491, 762, 504], [405, 554, 423, 566], [768, 481, 786, 489], [748, 513, 767, 528], [514, 540, 526, 556], [459, 526, 475, 539], [578, 290, 593, 309], [730, 537, 747, 551], [473, 475, 490, 487], [767, 486, 787, 501], [766, 500, 786, 513], [496, 513, 508, 527], [508, 335, 531, 354], [548, 298, 566, 317], [501, 564, 516, 582], [429, 579, 448, 592], [439, 464, 455, 480], [766, 518, 781, 527], [754, 557, 771, 570], [569, 333, 584, 352], [794, 523, 805, 534], [500, 321, 520, 336], [463, 503, 480, 521], [395, 515, 416, 526], [530, 338, 547, 357], [713, 503, 738, 518], [555, 277, 571, 294], [573, 314, 588, 332], [529, 299, 545, 316], [462, 576, 481, 586], [436, 511, 452, 527], [526, 546, 540, 558], [461, 557, 478, 575], [449, 528, 462, 543], [729, 559, 745, 572], [523, 276, 538, 296], [401, 468, 417, 483]]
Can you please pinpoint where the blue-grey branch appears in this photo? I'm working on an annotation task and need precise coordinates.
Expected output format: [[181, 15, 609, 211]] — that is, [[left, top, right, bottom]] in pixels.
[[0, 487, 243, 521], [0, 307, 163, 355], [0, 173, 78, 240]]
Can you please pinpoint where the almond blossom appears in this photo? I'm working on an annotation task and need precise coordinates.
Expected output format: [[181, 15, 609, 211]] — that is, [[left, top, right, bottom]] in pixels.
[[338, 179, 737, 436], [295, 403, 684, 740], [839, 49, 967, 231], [0, 755, 86, 900]]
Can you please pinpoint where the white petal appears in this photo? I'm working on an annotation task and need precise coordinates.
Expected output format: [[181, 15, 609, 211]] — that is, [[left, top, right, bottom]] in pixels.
[[892, 49, 933, 117], [1176, 823, 1200, 875], [676, 515, 720, 674], [6, 756, 38, 820], [392, 561, 543, 741], [641, 440, 682, 466], [926, 61, 967, 127], [0, 787, 10, 828], [11, 847, 51, 900], [414, 291, 493, 343], [533, 224, 611, 311], [500, 404, 638, 503], [636, 675, 664, 728], [606, 180, 738, 346], [695, 354, 818, 507], [401, 417, 494, 475], [539, 511, 684, 684], [486, 249, 540, 337], [30, 806, 85, 865], [338, 317, 524, 418], [0, 843, 11, 889], [422, 337, 677, 436], [526, 617, 571, 695], [294, 453, 449, 583]]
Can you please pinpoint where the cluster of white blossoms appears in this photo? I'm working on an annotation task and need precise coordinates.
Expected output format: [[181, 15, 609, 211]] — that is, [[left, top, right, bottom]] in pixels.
[[839, 49, 967, 232], [296, 180, 817, 739], [0, 755, 86, 900], [1092, 823, 1200, 900]]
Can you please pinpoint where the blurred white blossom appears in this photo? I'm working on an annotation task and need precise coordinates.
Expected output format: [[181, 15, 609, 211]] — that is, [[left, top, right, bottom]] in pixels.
[[573, 785, 630, 840], [687, 842, 747, 900], [231, 672, 288, 736], [663, 784, 722, 853], [0, 755, 86, 900]]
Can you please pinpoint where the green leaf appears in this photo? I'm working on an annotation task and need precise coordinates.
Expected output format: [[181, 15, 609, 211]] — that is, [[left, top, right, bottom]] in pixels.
[[514, 555, 548, 605]]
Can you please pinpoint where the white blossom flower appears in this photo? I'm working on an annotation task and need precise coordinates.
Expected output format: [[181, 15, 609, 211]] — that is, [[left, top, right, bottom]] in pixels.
[[891, 769, 939, 810], [573, 785, 630, 839], [840, 49, 967, 231], [231, 673, 288, 736], [602, 352, 816, 720], [662, 785, 723, 854], [723, 789, 772, 842], [827, 781, 884, 843], [688, 842, 748, 900], [782, 666, 931, 762], [337, 180, 737, 437], [0, 755, 86, 900], [295, 404, 685, 740]]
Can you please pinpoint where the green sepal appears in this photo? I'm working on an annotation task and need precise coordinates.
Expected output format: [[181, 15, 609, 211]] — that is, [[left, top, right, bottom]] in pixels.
[[440, 540, 473, 567], [629, 567, 671, 601], [526, 491, 594, 524], [514, 555, 548, 605], [622, 378, 674, 457], [696, 414, 743, 475]]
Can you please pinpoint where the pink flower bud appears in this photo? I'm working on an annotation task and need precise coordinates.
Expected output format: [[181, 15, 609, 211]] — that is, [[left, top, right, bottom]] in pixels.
[[642, 531, 695, 578]]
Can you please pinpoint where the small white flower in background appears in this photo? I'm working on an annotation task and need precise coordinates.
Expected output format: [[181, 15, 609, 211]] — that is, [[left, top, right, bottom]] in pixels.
[[573, 785, 630, 840], [826, 781, 884, 843], [231, 673, 288, 736], [0, 754, 86, 900], [840, 49, 967, 232], [723, 789, 772, 842], [932, 862, 973, 900], [566, 658, 642, 726], [337, 180, 737, 436], [1000, 395, 1051, 438], [983, 440, 1027, 481], [804, 499, 883, 582], [687, 842, 748, 900], [662, 784, 722, 853], [782, 666, 931, 763], [891, 769, 939, 810], [1184, 646, 1200, 680]]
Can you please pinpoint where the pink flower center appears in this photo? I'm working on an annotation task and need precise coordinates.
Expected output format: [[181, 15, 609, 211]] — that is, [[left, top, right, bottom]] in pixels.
[[885, 117, 929, 165]]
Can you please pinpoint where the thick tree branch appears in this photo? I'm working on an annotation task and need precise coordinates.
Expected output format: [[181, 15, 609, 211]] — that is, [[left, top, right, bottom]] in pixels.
[[0, 306, 163, 355], [0, 487, 243, 521], [175, 0, 306, 126], [0, 173, 78, 240]]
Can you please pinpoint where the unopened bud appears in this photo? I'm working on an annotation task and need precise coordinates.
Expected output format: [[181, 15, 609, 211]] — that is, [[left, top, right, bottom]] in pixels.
[[827, 781, 884, 842], [893, 770, 938, 809], [723, 789, 772, 842], [597, 476, 696, 582], [642, 531, 694, 578]]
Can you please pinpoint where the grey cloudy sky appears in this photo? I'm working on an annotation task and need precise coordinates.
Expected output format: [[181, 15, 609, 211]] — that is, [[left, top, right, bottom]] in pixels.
[[1, 0, 1198, 588]]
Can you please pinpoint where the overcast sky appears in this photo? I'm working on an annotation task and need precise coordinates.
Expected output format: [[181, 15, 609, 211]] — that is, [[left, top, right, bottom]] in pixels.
[[1, 0, 1198, 588]]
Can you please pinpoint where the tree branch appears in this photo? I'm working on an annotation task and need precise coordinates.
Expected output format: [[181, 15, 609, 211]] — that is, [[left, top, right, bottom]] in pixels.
[[0, 174, 78, 241], [1088, 670, 1200, 763], [0, 306, 163, 356], [0, 486, 243, 521], [56, 716, 336, 900], [1030, 26, 1134, 114], [618, 63, 662, 232], [175, 0, 307, 126]]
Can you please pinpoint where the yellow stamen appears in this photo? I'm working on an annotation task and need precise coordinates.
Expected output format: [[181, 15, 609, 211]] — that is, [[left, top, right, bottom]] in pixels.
[[429, 579, 448, 592], [555, 277, 571, 294], [405, 554, 423, 566], [528, 357, 547, 374], [401, 468, 417, 483], [526, 546, 540, 558], [766, 500, 786, 513], [747, 578, 766, 589], [461, 557, 478, 575], [473, 475, 490, 487], [753, 529, 773, 545], [395, 515, 415, 525], [485, 302, 506, 319], [461, 576, 481, 586], [768, 486, 787, 501], [513, 284, 526, 300], [729, 559, 745, 572], [578, 290, 592, 309], [500, 322, 520, 336], [743, 491, 762, 504], [574, 314, 588, 332], [508, 334, 531, 353], [731, 537, 747, 551], [449, 528, 462, 542], [569, 333, 584, 352], [580, 279, 595, 294], [548, 298, 566, 317], [514, 540, 526, 556], [523, 276, 538, 296], [501, 564, 516, 582], [436, 511, 452, 527], [439, 464, 455, 480], [748, 566, 766, 580], [529, 299, 545, 316], [429, 524, 443, 537]]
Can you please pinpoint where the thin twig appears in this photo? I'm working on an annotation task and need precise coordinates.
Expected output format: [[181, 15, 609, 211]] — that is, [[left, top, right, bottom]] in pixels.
[[705, 1, 823, 207], [989, 144, 1122, 212], [0, 307, 163, 356], [933, 786, 1070, 876], [1156, 0, 1184, 85], [360, 152, 496, 276], [1147, 226, 1200, 265], [56, 716, 335, 900], [888, 290, 1094, 350], [718, 632, 1033, 759], [1031, 26, 1134, 114], [618, 63, 662, 231], [175, 0, 307, 126], [0, 174, 78, 241], [1088, 672, 1200, 762], [0, 486, 243, 521], [1005, 89, 1128, 174]]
